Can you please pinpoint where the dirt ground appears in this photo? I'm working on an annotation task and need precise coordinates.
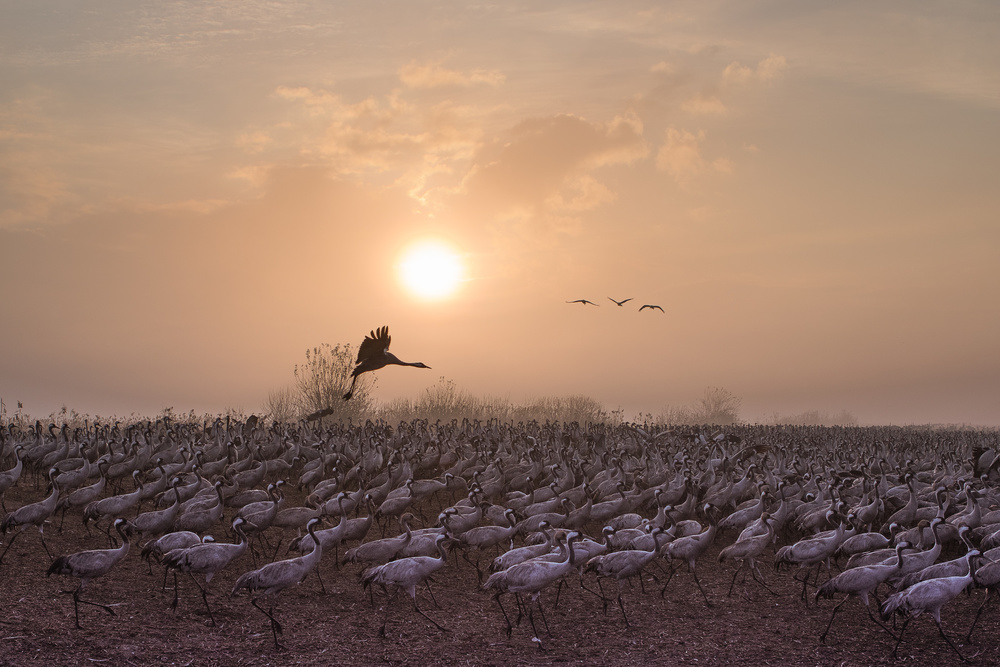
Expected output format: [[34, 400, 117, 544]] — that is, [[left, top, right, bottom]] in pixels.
[[1, 482, 997, 667]]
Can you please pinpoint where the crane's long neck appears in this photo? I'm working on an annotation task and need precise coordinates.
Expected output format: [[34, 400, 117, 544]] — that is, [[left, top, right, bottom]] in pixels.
[[302, 525, 322, 568]]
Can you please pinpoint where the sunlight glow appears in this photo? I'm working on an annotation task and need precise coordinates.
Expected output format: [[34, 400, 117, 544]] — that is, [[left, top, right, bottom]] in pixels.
[[398, 240, 464, 300]]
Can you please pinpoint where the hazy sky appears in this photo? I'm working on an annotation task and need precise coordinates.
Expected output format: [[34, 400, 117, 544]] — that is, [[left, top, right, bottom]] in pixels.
[[2, 1, 999, 425]]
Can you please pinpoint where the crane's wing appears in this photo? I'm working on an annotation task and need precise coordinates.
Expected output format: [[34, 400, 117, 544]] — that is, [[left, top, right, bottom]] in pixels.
[[355, 326, 390, 364]]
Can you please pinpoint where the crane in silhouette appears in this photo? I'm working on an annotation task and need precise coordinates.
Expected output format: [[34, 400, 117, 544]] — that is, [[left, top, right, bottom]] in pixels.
[[566, 299, 598, 306], [639, 304, 664, 313], [607, 297, 632, 307], [343, 326, 430, 400]]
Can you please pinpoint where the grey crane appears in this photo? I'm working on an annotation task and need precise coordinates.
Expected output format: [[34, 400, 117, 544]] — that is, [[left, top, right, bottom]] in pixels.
[[566, 299, 598, 306], [880, 549, 982, 662], [162, 517, 249, 624], [342, 512, 415, 566], [1, 466, 60, 563], [662, 504, 718, 606], [130, 477, 183, 539], [639, 304, 664, 312], [46, 518, 131, 629], [483, 531, 581, 642], [718, 512, 777, 598], [83, 469, 144, 533], [456, 508, 518, 582], [231, 517, 324, 649], [361, 532, 450, 634], [815, 541, 911, 643], [607, 297, 632, 307], [0, 444, 25, 512], [966, 547, 1000, 641], [343, 326, 430, 400], [586, 527, 666, 626]]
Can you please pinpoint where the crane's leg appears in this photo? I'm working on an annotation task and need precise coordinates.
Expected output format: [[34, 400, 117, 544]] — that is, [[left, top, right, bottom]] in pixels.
[[424, 580, 439, 607], [934, 617, 970, 662], [890, 617, 911, 658], [65, 586, 116, 629], [314, 568, 327, 595], [413, 595, 447, 632], [0, 531, 21, 566], [493, 592, 513, 638], [819, 597, 849, 643], [461, 550, 483, 583], [580, 574, 605, 605], [692, 566, 712, 607], [189, 574, 216, 626], [251, 597, 284, 650], [378, 595, 390, 637], [617, 582, 630, 628], [535, 597, 551, 636], [171, 572, 181, 611], [966, 588, 991, 642], [750, 560, 779, 596], [727, 563, 744, 597]]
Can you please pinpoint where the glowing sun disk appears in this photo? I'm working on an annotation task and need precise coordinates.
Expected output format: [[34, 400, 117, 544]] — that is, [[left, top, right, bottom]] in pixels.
[[399, 241, 463, 299]]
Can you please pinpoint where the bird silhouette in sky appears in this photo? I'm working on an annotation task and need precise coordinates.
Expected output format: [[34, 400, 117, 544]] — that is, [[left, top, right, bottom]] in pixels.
[[566, 299, 599, 306], [608, 297, 633, 307], [639, 304, 664, 313], [343, 326, 430, 400]]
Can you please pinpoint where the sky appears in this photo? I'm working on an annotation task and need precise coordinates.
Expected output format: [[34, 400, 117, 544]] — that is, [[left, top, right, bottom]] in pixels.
[[2, 1, 999, 426]]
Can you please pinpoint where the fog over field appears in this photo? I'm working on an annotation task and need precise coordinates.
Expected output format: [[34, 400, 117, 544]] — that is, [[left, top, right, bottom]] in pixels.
[[2, 3, 998, 426]]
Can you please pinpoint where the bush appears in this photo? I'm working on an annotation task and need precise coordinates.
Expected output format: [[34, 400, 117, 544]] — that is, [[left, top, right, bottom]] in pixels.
[[288, 343, 374, 422]]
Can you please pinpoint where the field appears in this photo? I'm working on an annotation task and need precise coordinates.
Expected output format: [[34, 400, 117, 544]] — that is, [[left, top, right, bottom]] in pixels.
[[1, 421, 998, 666]]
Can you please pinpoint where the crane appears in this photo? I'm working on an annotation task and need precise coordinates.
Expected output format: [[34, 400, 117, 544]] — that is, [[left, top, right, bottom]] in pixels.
[[46, 518, 131, 629], [231, 518, 324, 649], [162, 517, 249, 624], [361, 533, 450, 634], [343, 326, 430, 400]]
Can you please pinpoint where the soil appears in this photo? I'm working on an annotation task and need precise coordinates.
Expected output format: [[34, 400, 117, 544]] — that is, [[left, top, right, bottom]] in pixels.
[[1, 482, 996, 667]]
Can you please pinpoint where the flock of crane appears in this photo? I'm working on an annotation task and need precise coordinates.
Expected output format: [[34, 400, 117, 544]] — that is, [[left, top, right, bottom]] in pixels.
[[567, 297, 664, 312], [1, 417, 1000, 660]]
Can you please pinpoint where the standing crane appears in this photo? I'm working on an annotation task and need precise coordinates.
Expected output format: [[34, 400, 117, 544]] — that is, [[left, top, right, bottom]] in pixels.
[[46, 518, 131, 629], [343, 326, 430, 400], [1, 466, 60, 563], [880, 549, 982, 662], [361, 532, 450, 635], [585, 527, 666, 626], [162, 517, 249, 625], [662, 504, 718, 606], [814, 541, 911, 643], [231, 518, 324, 649], [483, 531, 581, 644]]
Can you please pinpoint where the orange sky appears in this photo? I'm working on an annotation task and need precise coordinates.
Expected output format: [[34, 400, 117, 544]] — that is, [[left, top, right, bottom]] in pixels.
[[2, 2, 999, 425]]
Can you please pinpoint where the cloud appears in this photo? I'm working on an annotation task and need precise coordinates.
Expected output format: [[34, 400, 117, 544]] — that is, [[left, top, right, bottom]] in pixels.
[[399, 60, 506, 89], [655, 127, 732, 184], [656, 127, 705, 181], [459, 113, 648, 218], [650, 61, 676, 74], [723, 54, 788, 86], [274, 85, 483, 204], [682, 94, 727, 116], [236, 130, 273, 154]]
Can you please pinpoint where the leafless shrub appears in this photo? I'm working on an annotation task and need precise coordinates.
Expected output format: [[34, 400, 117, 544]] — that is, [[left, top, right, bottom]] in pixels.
[[292, 343, 373, 422]]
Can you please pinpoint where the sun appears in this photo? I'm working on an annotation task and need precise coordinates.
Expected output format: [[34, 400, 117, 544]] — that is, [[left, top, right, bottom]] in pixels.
[[398, 240, 464, 300]]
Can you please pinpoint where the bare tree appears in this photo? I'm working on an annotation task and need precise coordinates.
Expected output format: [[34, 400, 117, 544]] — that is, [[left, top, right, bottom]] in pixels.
[[262, 387, 298, 423], [691, 387, 742, 425], [292, 343, 374, 422]]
